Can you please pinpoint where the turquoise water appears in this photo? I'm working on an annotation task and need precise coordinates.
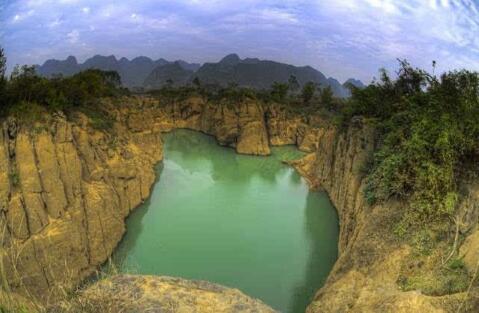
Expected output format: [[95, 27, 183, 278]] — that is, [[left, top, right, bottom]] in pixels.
[[114, 129, 339, 313]]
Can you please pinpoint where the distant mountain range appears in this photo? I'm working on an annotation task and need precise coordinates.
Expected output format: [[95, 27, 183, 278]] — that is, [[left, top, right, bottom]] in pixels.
[[36, 53, 364, 97], [35, 55, 200, 88], [144, 62, 194, 89]]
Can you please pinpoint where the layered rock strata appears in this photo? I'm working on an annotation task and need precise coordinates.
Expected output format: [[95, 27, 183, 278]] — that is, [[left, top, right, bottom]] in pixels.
[[0, 111, 163, 299], [1, 96, 477, 312], [290, 120, 479, 312]]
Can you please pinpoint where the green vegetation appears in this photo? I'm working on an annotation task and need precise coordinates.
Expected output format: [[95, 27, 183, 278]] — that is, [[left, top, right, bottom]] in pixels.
[[319, 86, 334, 110], [398, 265, 470, 296], [340, 60, 479, 226], [270, 82, 289, 102], [301, 81, 317, 104], [9, 170, 19, 188], [0, 46, 127, 120], [335, 61, 479, 297], [147, 75, 343, 119]]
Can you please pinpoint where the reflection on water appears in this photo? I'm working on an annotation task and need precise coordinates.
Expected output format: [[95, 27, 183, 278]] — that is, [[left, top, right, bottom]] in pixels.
[[113, 129, 339, 313]]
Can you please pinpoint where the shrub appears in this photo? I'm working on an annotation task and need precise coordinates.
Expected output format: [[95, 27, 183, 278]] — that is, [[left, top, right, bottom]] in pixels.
[[1, 58, 125, 117], [341, 60, 479, 224]]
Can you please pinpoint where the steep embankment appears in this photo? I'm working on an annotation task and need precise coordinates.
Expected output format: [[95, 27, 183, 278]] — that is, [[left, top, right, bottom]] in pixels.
[[291, 119, 479, 312], [78, 98, 479, 312], [154, 96, 324, 154], [1, 96, 316, 311], [0, 110, 163, 300], [1, 96, 477, 312]]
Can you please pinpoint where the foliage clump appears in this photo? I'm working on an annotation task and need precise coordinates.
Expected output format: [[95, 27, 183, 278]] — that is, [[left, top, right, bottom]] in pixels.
[[0, 46, 127, 119], [339, 60, 479, 224]]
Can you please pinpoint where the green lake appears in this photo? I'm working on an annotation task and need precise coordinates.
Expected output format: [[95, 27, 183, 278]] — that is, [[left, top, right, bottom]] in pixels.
[[114, 129, 339, 313]]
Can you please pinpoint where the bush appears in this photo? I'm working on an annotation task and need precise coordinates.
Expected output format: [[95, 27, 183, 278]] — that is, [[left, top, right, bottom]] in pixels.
[[341, 61, 479, 224], [1, 61, 125, 117]]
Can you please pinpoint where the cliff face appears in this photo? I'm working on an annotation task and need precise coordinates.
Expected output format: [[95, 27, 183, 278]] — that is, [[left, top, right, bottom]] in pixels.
[[2, 96, 477, 312], [0, 96, 318, 308], [159, 97, 272, 155], [0, 111, 163, 299], [153, 96, 323, 155], [291, 120, 479, 312]]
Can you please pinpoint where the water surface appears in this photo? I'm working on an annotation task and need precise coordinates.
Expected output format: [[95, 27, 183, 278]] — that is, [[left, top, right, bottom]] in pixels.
[[114, 129, 338, 313]]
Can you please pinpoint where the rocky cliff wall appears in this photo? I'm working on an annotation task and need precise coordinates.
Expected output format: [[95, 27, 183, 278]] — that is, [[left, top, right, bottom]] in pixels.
[[0, 95, 320, 306], [2, 96, 477, 312], [290, 120, 479, 312], [96, 97, 479, 312], [0, 110, 163, 300], [149, 96, 324, 154]]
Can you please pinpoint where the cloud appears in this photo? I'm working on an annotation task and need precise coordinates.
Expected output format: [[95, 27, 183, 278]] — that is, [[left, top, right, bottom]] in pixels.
[[67, 29, 80, 43], [258, 8, 298, 24], [1, 0, 478, 81], [48, 17, 63, 28], [10, 9, 35, 23]]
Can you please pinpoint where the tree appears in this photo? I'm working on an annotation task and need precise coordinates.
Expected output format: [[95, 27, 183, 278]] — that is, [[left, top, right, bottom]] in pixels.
[[8, 65, 47, 104], [302, 81, 316, 104], [270, 82, 289, 102], [288, 75, 300, 93], [192, 77, 201, 88], [0, 46, 6, 108], [0, 47, 5, 80], [341, 60, 479, 224], [320, 86, 334, 110], [102, 70, 122, 88]]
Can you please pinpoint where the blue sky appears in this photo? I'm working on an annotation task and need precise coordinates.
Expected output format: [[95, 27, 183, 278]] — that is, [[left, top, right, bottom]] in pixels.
[[1, 0, 478, 82]]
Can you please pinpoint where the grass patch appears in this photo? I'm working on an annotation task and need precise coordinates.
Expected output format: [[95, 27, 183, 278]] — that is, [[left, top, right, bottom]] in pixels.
[[397, 266, 470, 296], [72, 104, 114, 131], [7, 102, 50, 125], [9, 170, 19, 188], [397, 232, 472, 297]]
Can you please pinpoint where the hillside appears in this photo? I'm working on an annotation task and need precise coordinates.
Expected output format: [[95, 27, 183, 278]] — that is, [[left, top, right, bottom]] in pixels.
[[143, 62, 194, 88], [192, 54, 351, 97], [35, 55, 200, 88]]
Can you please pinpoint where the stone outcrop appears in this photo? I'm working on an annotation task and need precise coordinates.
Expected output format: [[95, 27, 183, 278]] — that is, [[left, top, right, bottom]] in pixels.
[[0, 111, 163, 300], [143, 97, 325, 155], [68, 275, 277, 313], [290, 120, 479, 312], [159, 97, 272, 155]]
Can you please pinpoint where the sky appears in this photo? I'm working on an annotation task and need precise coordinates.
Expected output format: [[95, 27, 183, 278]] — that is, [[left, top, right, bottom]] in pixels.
[[0, 0, 478, 83]]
